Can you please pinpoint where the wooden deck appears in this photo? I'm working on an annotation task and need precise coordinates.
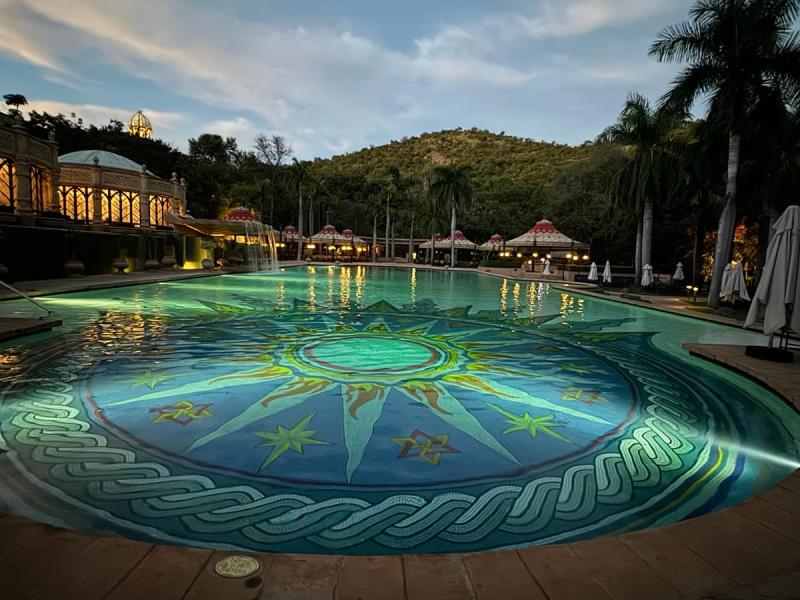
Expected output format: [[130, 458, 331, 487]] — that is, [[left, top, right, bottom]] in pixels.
[[0, 317, 61, 342], [0, 343, 798, 599]]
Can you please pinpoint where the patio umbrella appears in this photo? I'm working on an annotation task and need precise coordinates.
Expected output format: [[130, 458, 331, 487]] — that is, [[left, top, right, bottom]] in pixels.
[[543, 259, 551, 275], [730, 262, 750, 302], [641, 264, 653, 287], [745, 205, 800, 335], [602, 260, 612, 284], [673, 262, 685, 283], [588, 262, 598, 282], [719, 263, 735, 302]]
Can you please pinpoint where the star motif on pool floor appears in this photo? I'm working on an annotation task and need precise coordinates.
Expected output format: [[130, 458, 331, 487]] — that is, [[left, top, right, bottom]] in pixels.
[[254, 413, 329, 471], [149, 400, 212, 425], [490, 405, 570, 443], [394, 430, 460, 466], [560, 363, 593, 375], [132, 369, 174, 390], [561, 386, 607, 404]]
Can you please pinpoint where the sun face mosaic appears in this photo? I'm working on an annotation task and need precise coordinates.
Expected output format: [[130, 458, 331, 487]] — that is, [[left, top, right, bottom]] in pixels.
[[0, 269, 798, 555]]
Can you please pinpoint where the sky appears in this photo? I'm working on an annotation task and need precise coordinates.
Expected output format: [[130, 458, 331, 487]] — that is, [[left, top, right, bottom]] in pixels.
[[0, 0, 694, 159]]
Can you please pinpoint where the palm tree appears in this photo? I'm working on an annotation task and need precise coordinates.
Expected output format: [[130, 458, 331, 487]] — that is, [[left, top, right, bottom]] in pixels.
[[428, 165, 473, 268], [384, 182, 396, 262], [288, 159, 312, 260], [650, 0, 800, 307], [599, 93, 683, 282], [419, 188, 446, 265]]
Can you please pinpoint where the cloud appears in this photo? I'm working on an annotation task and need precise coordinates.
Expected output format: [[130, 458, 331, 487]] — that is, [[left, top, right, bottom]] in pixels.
[[0, 0, 690, 156], [23, 99, 184, 131], [514, 0, 682, 38]]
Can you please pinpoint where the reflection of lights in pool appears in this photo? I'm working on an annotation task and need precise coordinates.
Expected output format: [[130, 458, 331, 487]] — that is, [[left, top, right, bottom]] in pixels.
[[1, 267, 798, 556]]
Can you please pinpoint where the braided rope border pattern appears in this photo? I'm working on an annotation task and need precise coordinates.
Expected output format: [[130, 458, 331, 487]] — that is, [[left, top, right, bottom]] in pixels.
[[2, 332, 714, 551]]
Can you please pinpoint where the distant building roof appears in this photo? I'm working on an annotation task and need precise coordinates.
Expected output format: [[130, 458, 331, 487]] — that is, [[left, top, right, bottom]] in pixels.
[[58, 149, 146, 173]]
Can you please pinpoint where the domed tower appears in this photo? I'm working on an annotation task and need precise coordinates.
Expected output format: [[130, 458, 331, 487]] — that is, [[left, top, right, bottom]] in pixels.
[[128, 110, 152, 139]]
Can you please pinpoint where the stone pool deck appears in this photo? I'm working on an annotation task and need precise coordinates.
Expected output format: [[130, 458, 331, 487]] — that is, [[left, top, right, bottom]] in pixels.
[[1, 342, 798, 599]]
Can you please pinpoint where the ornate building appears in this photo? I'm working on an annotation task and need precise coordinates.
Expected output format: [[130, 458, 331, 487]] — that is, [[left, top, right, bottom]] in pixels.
[[0, 112, 59, 217], [58, 149, 186, 227], [128, 110, 152, 139]]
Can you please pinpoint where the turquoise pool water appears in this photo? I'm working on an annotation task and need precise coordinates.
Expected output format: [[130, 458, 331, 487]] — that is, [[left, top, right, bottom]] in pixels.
[[0, 266, 798, 554]]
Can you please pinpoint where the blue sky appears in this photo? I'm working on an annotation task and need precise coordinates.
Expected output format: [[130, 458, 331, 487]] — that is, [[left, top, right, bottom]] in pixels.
[[0, 0, 693, 158]]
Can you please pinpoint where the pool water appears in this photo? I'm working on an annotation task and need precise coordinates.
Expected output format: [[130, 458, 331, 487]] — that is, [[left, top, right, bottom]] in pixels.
[[0, 266, 798, 554]]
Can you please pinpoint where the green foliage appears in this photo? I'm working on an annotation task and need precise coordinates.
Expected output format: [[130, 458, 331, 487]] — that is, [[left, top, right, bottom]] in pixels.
[[311, 129, 590, 189]]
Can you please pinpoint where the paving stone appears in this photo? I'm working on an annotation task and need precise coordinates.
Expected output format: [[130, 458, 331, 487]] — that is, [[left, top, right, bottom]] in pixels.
[[619, 526, 734, 598], [404, 554, 475, 600], [336, 555, 404, 600], [105, 544, 213, 600], [0, 522, 97, 600], [569, 536, 684, 600], [517, 543, 612, 600], [184, 550, 271, 600], [734, 497, 800, 544], [665, 510, 800, 586], [29, 536, 153, 600], [462, 550, 546, 600], [259, 554, 339, 600]]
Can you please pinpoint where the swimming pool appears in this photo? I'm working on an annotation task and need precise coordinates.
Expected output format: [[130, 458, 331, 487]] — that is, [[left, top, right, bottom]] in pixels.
[[1, 266, 798, 554]]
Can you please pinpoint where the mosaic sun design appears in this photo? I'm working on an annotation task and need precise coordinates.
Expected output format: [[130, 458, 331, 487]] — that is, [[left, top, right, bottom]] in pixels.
[[0, 295, 798, 555]]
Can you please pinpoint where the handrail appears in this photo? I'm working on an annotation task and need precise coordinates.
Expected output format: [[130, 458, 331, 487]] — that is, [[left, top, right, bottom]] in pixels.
[[0, 279, 53, 317]]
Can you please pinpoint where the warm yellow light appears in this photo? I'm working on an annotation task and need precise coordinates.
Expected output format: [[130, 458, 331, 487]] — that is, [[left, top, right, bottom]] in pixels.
[[328, 245, 336, 250], [533, 252, 538, 258], [582, 254, 589, 260], [692, 286, 699, 292], [412, 252, 417, 259], [546, 254, 551, 259], [566, 253, 573, 259], [516, 252, 522, 258], [306, 243, 315, 249]]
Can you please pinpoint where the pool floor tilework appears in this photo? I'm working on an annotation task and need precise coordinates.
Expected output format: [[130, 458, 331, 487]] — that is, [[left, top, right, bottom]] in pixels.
[[0, 267, 798, 558]]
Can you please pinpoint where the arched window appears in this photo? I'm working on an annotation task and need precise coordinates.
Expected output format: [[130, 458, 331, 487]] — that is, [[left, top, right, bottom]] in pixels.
[[59, 186, 93, 222], [0, 157, 13, 210], [29, 164, 50, 213], [149, 196, 170, 226], [101, 189, 140, 225]]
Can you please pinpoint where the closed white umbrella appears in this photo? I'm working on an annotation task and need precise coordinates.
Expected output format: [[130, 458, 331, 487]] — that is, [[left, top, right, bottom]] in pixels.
[[719, 263, 735, 303], [543, 259, 551, 275], [641, 264, 653, 287], [731, 262, 750, 302], [602, 260, 612, 284], [745, 205, 800, 335], [673, 261, 685, 283], [587, 261, 598, 282]]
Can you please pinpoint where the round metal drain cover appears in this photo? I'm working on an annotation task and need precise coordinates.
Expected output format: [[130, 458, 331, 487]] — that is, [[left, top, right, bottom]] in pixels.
[[214, 555, 261, 578]]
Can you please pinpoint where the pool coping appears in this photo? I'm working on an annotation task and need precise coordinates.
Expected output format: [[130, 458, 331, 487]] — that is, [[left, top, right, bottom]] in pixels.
[[1, 342, 798, 598]]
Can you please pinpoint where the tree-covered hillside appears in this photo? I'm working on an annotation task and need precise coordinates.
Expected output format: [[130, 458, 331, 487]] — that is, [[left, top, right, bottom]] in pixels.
[[311, 129, 592, 189]]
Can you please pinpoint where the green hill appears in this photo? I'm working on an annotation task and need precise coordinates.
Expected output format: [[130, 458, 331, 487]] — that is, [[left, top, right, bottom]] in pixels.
[[311, 128, 592, 189]]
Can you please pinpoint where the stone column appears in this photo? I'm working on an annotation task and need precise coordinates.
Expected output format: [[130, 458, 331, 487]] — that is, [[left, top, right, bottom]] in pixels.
[[139, 164, 150, 227], [91, 156, 103, 224], [170, 172, 179, 214], [179, 178, 187, 215], [11, 117, 32, 215]]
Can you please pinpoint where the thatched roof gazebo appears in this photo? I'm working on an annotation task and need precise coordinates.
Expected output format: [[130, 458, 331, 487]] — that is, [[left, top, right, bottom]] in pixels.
[[506, 219, 586, 250], [478, 233, 504, 252]]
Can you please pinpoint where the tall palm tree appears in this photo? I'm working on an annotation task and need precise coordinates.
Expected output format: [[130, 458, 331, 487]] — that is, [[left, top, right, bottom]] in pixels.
[[428, 165, 473, 268], [599, 93, 683, 282], [419, 188, 446, 265], [650, 0, 800, 306], [288, 159, 312, 260], [384, 182, 396, 262]]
